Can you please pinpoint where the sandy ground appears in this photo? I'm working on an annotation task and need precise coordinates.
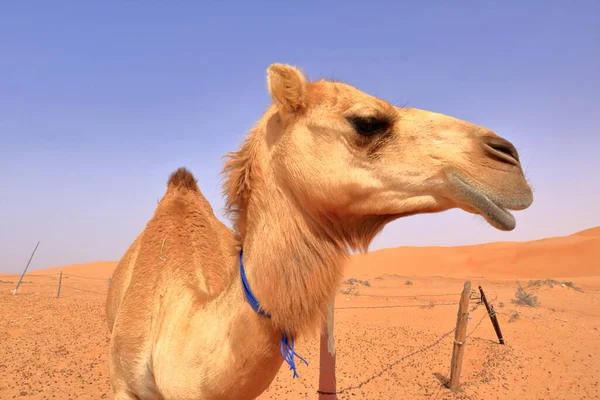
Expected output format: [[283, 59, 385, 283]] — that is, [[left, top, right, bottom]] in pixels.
[[1, 227, 598, 399]]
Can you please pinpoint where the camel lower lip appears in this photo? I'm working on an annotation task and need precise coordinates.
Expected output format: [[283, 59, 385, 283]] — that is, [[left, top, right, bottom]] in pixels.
[[450, 174, 516, 231]]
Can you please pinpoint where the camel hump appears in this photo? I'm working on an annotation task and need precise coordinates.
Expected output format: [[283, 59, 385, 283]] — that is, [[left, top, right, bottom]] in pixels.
[[167, 167, 199, 193]]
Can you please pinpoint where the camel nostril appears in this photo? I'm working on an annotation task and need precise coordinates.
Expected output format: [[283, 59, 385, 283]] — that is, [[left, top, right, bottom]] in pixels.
[[490, 144, 518, 161], [482, 137, 520, 167]]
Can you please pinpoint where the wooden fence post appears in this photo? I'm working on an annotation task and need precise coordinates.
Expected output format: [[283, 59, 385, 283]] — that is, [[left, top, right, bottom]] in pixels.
[[56, 271, 63, 299], [318, 299, 337, 399], [13, 241, 40, 295], [478, 285, 504, 344], [449, 280, 471, 391]]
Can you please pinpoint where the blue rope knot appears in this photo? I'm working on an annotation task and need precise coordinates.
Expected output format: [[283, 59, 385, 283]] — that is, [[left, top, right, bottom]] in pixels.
[[239, 250, 308, 378]]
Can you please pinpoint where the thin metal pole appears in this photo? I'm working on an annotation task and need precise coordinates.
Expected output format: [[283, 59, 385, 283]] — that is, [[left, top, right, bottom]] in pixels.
[[56, 271, 63, 298], [479, 285, 505, 345], [13, 241, 40, 295]]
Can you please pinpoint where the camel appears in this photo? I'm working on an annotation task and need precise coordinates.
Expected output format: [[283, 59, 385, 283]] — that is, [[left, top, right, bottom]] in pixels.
[[105, 63, 533, 399]]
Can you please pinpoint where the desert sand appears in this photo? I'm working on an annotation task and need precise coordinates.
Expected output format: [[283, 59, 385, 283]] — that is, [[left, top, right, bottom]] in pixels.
[[1, 227, 598, 399]]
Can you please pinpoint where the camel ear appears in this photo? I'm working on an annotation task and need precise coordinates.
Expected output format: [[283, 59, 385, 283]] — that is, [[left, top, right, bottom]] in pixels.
[[266, 63, 308, 114]]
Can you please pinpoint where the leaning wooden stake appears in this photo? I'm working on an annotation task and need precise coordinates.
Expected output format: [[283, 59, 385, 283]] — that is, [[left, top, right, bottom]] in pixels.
[[13, 241, 40, 295], [478, 285, 504, 344], [318, 299, 337, 399], [449, 280, 471, 391], [56, 271, 63, 299]]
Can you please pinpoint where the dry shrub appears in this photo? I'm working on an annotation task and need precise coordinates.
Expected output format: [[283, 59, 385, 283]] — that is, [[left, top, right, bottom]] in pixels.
[[513, 285, 539, 307]]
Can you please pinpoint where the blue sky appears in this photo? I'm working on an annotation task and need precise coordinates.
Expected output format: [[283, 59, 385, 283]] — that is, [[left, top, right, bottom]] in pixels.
[[1, 1, 599, 273]]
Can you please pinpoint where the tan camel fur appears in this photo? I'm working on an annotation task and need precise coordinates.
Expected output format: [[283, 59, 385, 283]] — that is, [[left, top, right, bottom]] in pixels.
[[106, 63, 533, 399]]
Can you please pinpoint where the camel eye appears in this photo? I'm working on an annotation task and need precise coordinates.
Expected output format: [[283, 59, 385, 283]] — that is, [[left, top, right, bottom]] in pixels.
[[348, 116, 390, 137]]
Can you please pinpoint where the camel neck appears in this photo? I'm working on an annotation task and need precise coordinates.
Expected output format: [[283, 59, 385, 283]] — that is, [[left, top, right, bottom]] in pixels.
[[240, 191, 348, 338]]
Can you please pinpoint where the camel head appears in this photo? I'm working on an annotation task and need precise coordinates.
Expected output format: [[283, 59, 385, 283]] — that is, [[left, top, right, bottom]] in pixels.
[[224, 64, 533, 252]]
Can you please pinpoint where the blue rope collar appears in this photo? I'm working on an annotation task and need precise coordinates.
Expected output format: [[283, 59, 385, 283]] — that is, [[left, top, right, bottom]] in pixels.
[[239, 250, 308, 378]]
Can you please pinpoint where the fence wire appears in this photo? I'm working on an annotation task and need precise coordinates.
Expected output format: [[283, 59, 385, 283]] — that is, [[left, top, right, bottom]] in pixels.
[[336, 302, 460, 310], [1, 272, 110, 297]]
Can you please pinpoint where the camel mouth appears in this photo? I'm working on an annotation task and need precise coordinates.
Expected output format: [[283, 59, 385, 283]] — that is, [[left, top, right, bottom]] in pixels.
[[449, 173, 517, 231]]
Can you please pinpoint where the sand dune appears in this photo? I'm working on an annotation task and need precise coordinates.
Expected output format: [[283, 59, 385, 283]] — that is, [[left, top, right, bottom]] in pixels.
[[1, 226, 598, 399], [31, 261, 118, 279], [348, 226, 600, 280]]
